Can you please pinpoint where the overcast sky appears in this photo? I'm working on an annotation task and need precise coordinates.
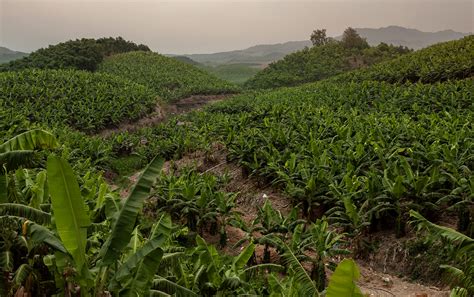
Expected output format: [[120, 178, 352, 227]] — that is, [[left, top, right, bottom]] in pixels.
[[1, 0, 472, 54]]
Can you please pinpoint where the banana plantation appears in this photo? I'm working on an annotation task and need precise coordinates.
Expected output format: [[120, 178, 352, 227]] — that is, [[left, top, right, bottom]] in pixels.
[[0, 35, 473, 296]]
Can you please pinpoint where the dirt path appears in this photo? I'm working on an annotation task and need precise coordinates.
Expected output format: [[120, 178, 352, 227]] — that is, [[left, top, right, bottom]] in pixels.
[[98, 94, 232, 137], [115, 146, 450, 297]]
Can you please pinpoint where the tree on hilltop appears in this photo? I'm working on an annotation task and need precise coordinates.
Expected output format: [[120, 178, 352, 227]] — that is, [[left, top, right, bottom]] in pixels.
[[341, 27, 369, 50], [310, 29, 331, 46]]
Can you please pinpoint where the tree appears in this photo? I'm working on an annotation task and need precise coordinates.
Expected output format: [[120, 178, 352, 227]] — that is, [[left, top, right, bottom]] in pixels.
[[310, 29, 330, 47], [341, 27, 369, 50]]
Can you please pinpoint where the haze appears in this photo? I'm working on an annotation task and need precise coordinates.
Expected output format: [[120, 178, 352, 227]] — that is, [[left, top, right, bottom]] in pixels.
[[1, 0, 472, 54]]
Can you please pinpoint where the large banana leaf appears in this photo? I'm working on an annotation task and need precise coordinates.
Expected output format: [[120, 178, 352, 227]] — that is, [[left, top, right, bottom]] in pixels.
[[100, 156, 164, 265], [112, 234, 166, 288], [47, 155, 90, 271], [326, 259, 363, 297], [232, 242, 255, 271], [0, 150, 35, 171], [0, 129, 58, 152], [0, 203, 51, 225], [26, 221, 67, 253], [121, 248, 164, 297]]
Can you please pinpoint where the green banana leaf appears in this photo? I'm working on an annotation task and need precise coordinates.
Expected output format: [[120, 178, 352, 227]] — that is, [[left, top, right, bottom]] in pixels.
[[0, 203, 51, 225], [326, 259, 363, 297], [121, 248, 164, 297], [0, 129, 58, 152], [47, 155, 90, 271], [100, 156, 164, 265]]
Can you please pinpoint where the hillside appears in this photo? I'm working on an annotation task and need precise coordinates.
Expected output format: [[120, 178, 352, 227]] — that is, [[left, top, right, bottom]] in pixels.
[[98, 51, 239, 101], [183, 26, 469, 66], [244, 41, 410, 89], [1, 32, 473, 297], [333, 35, 474, 83], [0, 37, 150, 72], [0, 46, 28, 64], [0, 69, 157, 133], [335, 26, 471, 49]]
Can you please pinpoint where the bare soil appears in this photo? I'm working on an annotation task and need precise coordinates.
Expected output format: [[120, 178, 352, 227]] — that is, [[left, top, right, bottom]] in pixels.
[[105, 93, 450, 297], [115, 146, 450, 296], [98, 94, 232, 137]]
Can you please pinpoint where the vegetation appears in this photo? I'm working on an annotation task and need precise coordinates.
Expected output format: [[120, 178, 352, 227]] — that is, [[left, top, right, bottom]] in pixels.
[[0, 69, 157, 133], [0, 35, 472, 296], [245, 36, 411, 89], [333, 35, 474, 83], [199, 63, 261, 85], [98, 51, 239, 101], [0, 37, 149, 72]]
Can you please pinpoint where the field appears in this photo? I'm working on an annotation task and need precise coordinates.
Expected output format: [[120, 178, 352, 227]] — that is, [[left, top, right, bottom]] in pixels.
[[199, 63, 261, 85], [244, 41, 412, 89], [0, 35, 473, 296], [98, 51, 239, 101]]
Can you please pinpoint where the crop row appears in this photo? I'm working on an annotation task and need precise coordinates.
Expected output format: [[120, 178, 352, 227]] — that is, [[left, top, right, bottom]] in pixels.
[[0, 69, 157, 133], [98, 51, 240, 101]]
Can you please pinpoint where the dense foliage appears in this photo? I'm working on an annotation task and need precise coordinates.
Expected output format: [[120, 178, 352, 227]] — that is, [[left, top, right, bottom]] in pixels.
[[0, 69, 157, 133], [333, 35, 474, 83], [244, 41, 411, 89], [1, 35, 472, 296], [199, 63, 261, 85], [98, 51, 239, 101], [92, 78, 474, 241], [0, 37, 150, 72]]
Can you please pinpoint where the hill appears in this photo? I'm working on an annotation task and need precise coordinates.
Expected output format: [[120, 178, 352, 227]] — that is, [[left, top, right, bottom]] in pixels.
[[335, 26, 471, 49], [244, 41, 411, 89], [0, 37, 150, 72], [0, 46, 28, 64], [184, 40, 311, 65], [332, 35, 474, 83], [183, 26, 469, 66], [97, 51, 239, 101], [0, 69, 157, 133]]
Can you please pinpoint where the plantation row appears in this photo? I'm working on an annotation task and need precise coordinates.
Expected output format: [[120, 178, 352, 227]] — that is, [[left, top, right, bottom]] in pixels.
[[1, 129, 368, 296], [98, 51, 239, 102], [245, 41, 411, 89], [0, 69, 157, 133], [332, 35, 474, 84]]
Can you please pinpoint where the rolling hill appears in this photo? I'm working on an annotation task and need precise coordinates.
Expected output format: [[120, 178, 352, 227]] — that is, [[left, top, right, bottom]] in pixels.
[[97, 51, 239, 101], [182, 26, 470, 66], [0, 46, 28, 64]]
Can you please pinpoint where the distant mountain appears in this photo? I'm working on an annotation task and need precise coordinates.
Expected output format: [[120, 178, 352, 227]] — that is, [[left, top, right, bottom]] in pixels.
[[334, 26, 471, 49], [184, 40, 311, 66], [183, 26, 470, 65], [0, 46, 28, 64]]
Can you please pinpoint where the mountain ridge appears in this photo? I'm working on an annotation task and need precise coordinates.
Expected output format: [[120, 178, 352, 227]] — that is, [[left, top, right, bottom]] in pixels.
[[184, 26, 470, 65]]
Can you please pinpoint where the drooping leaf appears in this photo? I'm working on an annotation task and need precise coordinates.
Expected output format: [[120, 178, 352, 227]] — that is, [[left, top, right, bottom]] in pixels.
[[47, 155, 90, 270], [152, 277, 198, 297], [0, 129, 58, 153], [12, 264, 33, 287], [0, 203, 51, 225], [100, 156, 164, 265]]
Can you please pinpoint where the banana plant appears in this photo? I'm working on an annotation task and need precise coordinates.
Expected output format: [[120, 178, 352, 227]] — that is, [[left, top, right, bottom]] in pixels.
[[410, 210, 473, 296]]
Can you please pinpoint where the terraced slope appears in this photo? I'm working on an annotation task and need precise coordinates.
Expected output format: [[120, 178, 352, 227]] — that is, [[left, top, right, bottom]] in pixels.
[[0, 69, 157, 133], [98, 51, 239, 101]]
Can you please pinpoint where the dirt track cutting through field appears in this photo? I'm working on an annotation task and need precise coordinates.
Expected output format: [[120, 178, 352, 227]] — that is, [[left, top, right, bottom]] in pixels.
[[98, 94, 233, 137], [115, 146, 449, 297]]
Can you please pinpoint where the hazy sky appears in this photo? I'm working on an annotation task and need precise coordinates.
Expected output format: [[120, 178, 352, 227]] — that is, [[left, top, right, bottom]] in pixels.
[[1, 0, 472, 54]]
